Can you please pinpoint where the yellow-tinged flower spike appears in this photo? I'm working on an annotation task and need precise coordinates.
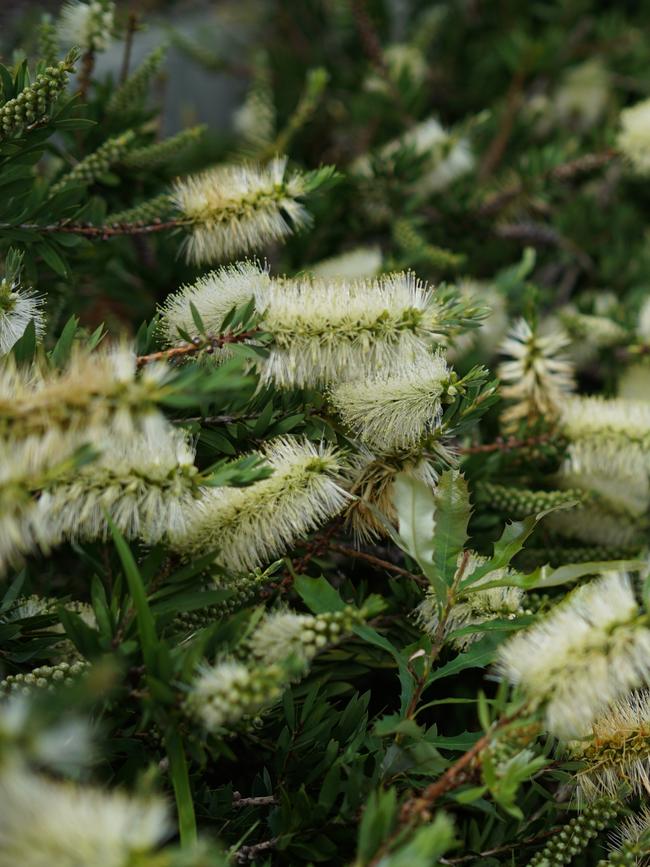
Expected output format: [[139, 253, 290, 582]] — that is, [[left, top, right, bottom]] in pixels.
[[560, 395, 650, 448], [556, 438, 649, 517], [158, 261, 270, 357], [170, 437, 349, 573], [172, 158, 311, 264], [309, 246, 383, 280], [58, 0, 114, 52], [0, 430, 83, 574], [0, 767, 170, 867], [498, 318, 575, 430], [258, 271, 442, 387], [496, 572, 650, 739], [566, 691, 650, 803], [248, 607, 365, 665], [0, 344, 172, 445], [36, 427, 200, 545], [544, 502, 647, 547], [344, 449, 440, 542], [328, 353, 449, 452], [185, 659, 288, 733], [416, 552, 525, 650], [618, 98, 650, 175]]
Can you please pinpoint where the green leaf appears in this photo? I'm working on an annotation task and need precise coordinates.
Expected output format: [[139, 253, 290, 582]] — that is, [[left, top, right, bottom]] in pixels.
[[460, 506, 567, 591], [356, 787, 397, 865], [189, 301, 206, 335], [107, 518, 158, 671], [49, 315, 79, 367], [294, 575, 345, 613], [164, 728, 197, 847], [11, 319, 37, 363], [431, 470, 470, 587], [36, 241, 69, 277], [392, 473, 442, 597]]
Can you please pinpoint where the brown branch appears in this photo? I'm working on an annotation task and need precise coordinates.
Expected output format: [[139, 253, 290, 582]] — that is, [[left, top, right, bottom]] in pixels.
[[478, 148, 619, 217], [398, 707, 526, 826], [479, 69, 526, 180], [135, 328, 259, 367], [232, 792, 277, 809], [78, 49, 95, 100], [119, 12, 139, 84], [459, 433, 554, 455], [235, 837, 279, 864], [439, 829, 557, 864], [328, 543, 427, 586]]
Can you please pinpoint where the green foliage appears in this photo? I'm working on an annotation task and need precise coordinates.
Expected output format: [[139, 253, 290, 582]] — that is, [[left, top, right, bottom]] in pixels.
[[1, 2, 650, 866]]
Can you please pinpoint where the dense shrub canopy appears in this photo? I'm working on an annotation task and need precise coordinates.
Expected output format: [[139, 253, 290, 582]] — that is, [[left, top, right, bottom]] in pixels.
[[1, 1, 650, 865]]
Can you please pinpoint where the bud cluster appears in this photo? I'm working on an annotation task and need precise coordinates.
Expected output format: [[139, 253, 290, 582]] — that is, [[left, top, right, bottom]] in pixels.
[[0, 56, 75, 139]]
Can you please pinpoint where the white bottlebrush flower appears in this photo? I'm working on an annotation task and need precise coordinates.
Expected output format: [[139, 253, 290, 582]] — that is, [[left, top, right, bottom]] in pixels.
[[0, 697, 93, 774], [0, 344, 172, 446], [496, 572, 650, 738], [353, 117, 474, 195], [364, 43, 428, 93], [58, 0, 114, 52], [171, 158, 311, 264], [416, 553, 525, 650], [618, 97, 650, 175], [158, 261, 270, 355], [0, 429, 82, 574], [0, 277, 44, 357], [553, 60, 610, 132], [309, 246, 383, 280], [185, 659, 287, 732], [544, 502, 646, 547], [329, 353, 449, 452], [556, 438, 649, 517], [171, 437, 349, 572], [566, 691, 650, 803], [0, 767, 170, 867], [36, 426, 200, 546], [560, 395, 650, 448], [258, 271, 442, 387], [498, 318, 575, 429], [248, 607, 362, 665]]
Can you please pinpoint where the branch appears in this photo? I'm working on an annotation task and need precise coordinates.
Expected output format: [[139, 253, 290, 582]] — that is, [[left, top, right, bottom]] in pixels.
[[459, 433, 554, 455], [234, 837, 279, 864], [135, 328, 260, 367], [328, 542, 427, 586]]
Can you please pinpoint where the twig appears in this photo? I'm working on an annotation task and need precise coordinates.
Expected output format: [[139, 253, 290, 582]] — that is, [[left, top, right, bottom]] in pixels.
[[235, 837, 279, 864], [1, 218, 190, 238], [479, 69, 526, 180], [78, 49, 95, 100], [119, 12, 139, 84], [402, 551, 471, 725], [135, 328, 259, 367], [439, 829, 556, 864], [398, 707, 525, 824], [232, 792, 277, 808], [328, 542, 427, 586], [459, 433, 554, 455], [478, 148, 619, 217]]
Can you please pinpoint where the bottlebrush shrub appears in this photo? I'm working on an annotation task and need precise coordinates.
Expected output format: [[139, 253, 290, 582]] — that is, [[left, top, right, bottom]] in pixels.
[[2, 3, 650, 866]]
